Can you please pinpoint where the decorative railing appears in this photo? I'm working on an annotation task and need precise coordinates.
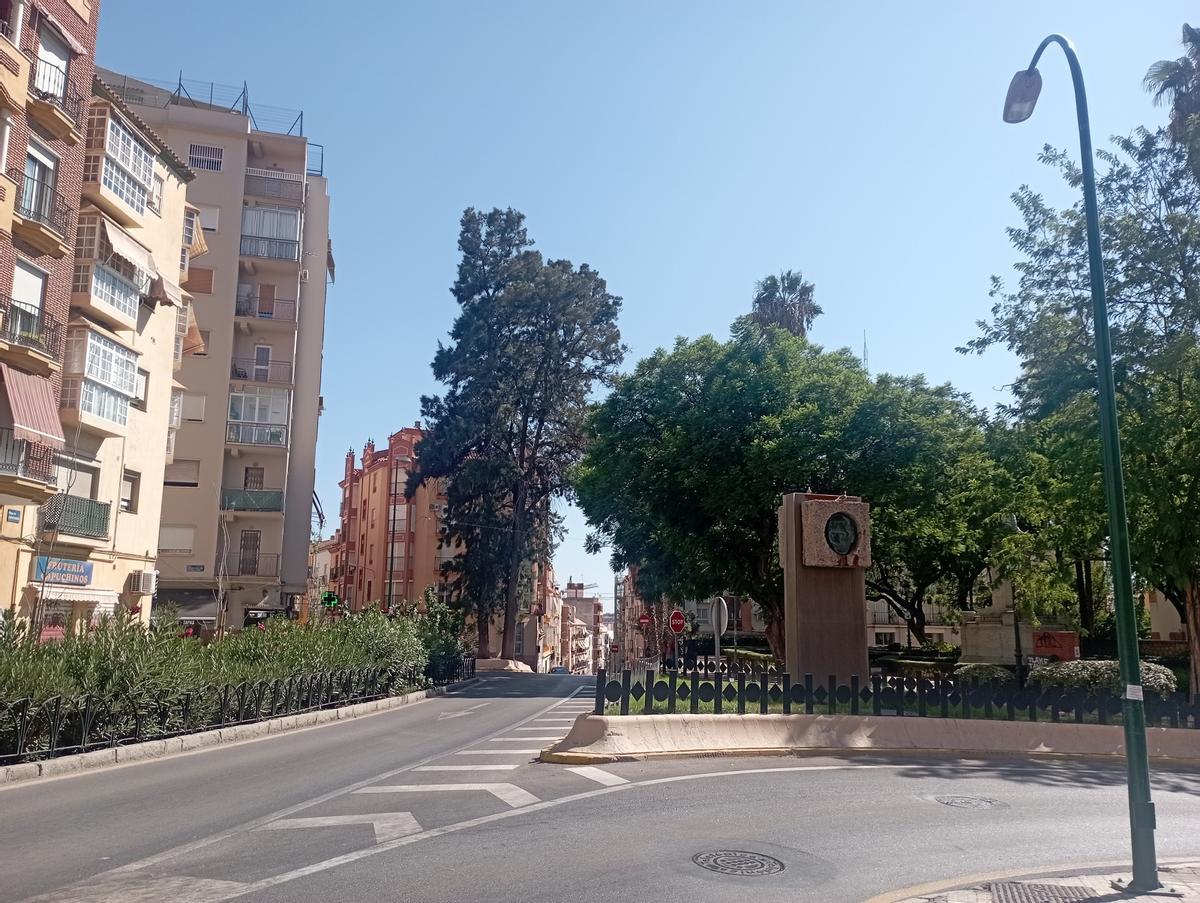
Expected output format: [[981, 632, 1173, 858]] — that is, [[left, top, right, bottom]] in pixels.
[[0, 295, 61, 358], [28, 58, 83, 128], [226, 421, 288, 447], [220, 488, 283, 512], [229, 358, 292, 383], [0, 427, 56, 484], [37, 493, 111, 540], [11, 170, 72, 237], [226, 553, 280, 578], [593, 668, 1200, 727], [235, 296, 296, 323], [239, 235, 299, 261]]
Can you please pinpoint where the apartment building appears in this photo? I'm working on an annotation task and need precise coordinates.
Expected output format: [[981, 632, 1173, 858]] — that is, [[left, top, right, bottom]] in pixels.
[[504, 559, 562, 672], [332, 427, 451, 611], [563, 581, 603, 672], [99, 71, 333, 631]]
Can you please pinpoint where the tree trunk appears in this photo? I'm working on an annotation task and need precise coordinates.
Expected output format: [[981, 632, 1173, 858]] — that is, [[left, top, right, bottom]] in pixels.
[[907, 603, 928, 646], [1076, 559, 1095, 656], [1187, 577, 1200, 704], [764, 617, 784, 662], [500, 487, 525, 661], [476, 609, 492, 659]]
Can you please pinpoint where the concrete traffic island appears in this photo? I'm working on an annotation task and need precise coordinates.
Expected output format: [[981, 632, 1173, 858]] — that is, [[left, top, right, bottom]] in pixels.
[[540, 712, 1200, 765], [475, 658, 534, 673]]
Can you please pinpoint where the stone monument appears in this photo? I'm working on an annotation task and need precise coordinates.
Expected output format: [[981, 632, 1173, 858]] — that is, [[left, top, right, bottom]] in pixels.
[[777, 492, 871, 684]]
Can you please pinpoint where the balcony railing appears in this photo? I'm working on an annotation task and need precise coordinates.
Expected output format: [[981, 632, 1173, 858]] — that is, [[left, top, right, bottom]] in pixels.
[[244, 168, 305, 203], [226, 553, 280, 578], [240, 235, 299, 261], [226, 421, 288, 447], [221, 488, 283, 512], [38, 493, 111, 540], [235, 296, 296, 323], [0, 428, 56, 485], [11, 171, 73, 237], [29, 58, 83, 128], [0, 296, 62, 359], [230, 358, 293, 384]]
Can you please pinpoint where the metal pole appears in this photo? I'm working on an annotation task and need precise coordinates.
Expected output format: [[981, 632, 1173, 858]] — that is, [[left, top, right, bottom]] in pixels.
[[1020, 34, 1157, 889]]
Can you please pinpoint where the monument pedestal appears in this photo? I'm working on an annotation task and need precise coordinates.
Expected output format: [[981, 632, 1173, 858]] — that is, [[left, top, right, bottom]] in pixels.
[[778, 493, 871, 684]]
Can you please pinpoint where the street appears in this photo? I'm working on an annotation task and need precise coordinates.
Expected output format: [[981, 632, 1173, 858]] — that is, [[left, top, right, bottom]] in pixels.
[[2, 673, 1199, 903]]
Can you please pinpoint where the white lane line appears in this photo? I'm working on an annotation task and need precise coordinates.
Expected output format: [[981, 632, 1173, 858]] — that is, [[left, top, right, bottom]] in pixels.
[[454, 749, 540, 755], [534, 719, 576, 723], [566, 766, 628, 787], [488, 737, 560, 742], [257, 812, 421, 844], [413, 765, 519, 772], [354, 783, 539, 808], [512, 726, 567, 732]]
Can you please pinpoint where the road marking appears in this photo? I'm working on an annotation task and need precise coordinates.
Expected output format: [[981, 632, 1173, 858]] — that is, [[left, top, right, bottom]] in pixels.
[[436, 702, 490, 721], [18, 872, 248, 902], [413, 764, 520, 772], [488, 736, 560, 741], [534, 718, 576, 723], [566, 766, 628, 787], [257, 812, 421, 844], [454, 749, 540, 755], [511, 726, 566, 732], [354, 783, 539, 808]]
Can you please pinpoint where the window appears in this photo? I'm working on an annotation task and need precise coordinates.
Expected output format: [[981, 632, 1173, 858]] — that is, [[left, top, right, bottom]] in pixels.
[[241, 205, 300, 240], [514, 626, 524, 655], [228, 384, 289, 424], [197, 204, 219, 231], [188, 144, 223, 172], [928, 632, 945, 645], [164, 459, 200, 488], [120, 470, 139, 513], [23, 140, 57, 215], [181, 393, 205, 422], [148, 174, 164, 213], [100, 114, 153, 213], [131, 369, 148, 410], [369, 544, 374, 565], [13, 260, 47, 315], [243, 466, 264, 490], [196, 330, 210, 355], [34, 25, 69, 100], [159, 524, 195, 554], [169, 388, 182, 428], [184, 267, 213, 294], [65, 329, 138, 395], [54, 454, 98, 499], [874, 632, 897, 647]]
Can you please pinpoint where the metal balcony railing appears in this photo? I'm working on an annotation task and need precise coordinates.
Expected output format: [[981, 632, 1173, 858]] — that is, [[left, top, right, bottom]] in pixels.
[[0, 428, 56, 485], [239, 235, 299, 261], [226, 421, 288, 447], [38, 493, 111, 539], [11, 171, 73, 238], [29, 58, 83, 128], [0, 296, 62, 359], [220, 488, 283, 511], [244, 168, 305, 203], [229, 358, 293, 384], [235, 296, 296, 323], [226, 553, 280, 578]]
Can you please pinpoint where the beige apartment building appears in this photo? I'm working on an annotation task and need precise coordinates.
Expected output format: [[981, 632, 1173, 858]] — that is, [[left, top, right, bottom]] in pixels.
[[100, 71, 333, 631]]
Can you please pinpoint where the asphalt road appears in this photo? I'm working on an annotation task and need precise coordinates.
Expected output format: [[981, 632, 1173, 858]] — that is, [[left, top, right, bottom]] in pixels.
[[3, 672, 1199, 903]]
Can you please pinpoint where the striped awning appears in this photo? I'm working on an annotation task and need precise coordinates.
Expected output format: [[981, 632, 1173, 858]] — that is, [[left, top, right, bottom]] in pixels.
[[102, 220, 155, 281], [0, 363, 64, 449], [149, 275, 183, 307], [31, 2, 88, 55], [37, 585, 119, 611]]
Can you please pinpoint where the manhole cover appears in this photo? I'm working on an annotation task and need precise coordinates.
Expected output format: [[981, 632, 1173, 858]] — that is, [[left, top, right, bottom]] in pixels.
[[989, 881, 1093, 902], [692, 850, 785, 877], [935, 795, 1002, 810]]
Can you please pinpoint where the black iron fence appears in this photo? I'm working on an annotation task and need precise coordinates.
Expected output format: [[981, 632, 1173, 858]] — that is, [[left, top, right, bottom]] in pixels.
[[1, 657, 475, 766], [594, 668, 1200, 729]]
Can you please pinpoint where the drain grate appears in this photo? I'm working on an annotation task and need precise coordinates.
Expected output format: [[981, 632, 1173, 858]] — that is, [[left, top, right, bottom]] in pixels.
[[990, 882, 1094, 902], [935, 795, 1003, 810], [692, 850, 785, 877]]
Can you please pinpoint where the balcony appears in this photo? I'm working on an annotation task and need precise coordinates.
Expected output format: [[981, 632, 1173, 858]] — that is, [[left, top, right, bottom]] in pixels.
[[10, 172, 72, 257], [0, 297, 61, 376], [229, 357, 293, 385], [73, 264, 141, 331], [240, 235, 299, 261], [38, 493, 111, 542], [0, 427, 57, 504], [220, 488, 283, 512], [27, 58, 83, 143], [244, 168, 305, 203], [0, 23, 27, 118], [226, 553, 280, 578], [226, 421, 288, 448], [235, 295, 296, 327]]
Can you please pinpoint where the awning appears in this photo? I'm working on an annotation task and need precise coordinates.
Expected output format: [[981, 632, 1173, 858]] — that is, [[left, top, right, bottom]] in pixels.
[[149, 275, 183, 307], [0, 363, 65, 449], [31, 2, 88, 55], [186, 205, 209, 260], [101, 220, 156, 281], [183, 303, 205, 355], [157, 588, 219, 621], [36, 585, 119, 611]]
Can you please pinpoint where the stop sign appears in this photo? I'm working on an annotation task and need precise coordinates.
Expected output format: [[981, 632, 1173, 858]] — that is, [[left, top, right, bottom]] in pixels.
[[637, 612, 651, 627], [669, 610, 686, 635]]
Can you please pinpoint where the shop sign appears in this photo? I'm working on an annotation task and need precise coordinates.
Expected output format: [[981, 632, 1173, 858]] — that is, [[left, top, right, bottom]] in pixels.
[[35, 557, 93, 586]]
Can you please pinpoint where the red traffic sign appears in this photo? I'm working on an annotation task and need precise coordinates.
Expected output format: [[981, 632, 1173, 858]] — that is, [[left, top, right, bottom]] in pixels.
[[637, 612, 651, 627], [669, 609, 687, 635]]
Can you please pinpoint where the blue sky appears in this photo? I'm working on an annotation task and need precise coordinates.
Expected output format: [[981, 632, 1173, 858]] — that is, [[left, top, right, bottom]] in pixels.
[[99, 2, 1193, 608]]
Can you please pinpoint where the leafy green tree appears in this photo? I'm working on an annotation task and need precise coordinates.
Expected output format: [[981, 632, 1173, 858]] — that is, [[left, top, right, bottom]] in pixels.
[[411, 208, 624, 660], [748, 270, 822, 338], [1145, 24, 1200, 178]]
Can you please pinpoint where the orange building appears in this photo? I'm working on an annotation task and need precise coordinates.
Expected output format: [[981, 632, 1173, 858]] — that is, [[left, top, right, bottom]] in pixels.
[[330, 425, 452, 611]]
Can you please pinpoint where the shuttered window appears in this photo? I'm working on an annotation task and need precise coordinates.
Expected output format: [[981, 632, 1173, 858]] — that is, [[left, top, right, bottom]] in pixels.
[[159, 524, 195, 554], [164, 459, 200, 487]]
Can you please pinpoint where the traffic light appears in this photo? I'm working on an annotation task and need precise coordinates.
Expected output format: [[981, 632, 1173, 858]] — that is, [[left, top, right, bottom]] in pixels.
[[321, 591, 339, 609]]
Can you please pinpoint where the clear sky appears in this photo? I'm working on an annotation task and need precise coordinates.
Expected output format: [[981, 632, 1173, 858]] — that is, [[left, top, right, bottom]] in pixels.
[[98, 1, 1194, 609]]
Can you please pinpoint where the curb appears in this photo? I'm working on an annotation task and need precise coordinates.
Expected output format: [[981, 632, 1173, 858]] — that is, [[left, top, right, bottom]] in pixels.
[[1, 678, 478, 787]]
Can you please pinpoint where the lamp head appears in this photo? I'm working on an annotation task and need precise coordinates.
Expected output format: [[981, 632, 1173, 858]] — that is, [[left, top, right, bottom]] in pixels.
[[1003, 68, 1042, 123]]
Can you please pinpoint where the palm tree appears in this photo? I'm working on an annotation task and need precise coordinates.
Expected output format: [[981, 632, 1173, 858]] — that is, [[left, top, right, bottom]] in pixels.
[[749, 270, 822, 338], [1145, 24, 1200, 173]]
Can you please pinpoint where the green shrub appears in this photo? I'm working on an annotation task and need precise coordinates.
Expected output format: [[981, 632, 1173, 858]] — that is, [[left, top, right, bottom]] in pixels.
[[1029, 659, 1178, 698], [953, 662, 1014, 685]]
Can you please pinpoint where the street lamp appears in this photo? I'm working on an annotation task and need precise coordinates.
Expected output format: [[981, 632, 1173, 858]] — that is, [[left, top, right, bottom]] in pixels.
[[1003, 34, 1158, 891]]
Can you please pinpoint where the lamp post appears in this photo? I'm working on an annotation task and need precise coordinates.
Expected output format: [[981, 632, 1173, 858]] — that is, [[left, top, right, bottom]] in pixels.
[[1003, 34, 1157, 890]]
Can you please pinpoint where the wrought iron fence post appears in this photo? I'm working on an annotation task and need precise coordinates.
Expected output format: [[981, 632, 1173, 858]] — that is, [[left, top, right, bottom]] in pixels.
[[619, 669, 631, 716], [593, 669, 606, 715]]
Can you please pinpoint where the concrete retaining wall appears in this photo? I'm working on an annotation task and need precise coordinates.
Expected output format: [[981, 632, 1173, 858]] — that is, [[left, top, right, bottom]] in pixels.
[[1, 680, 475, 786], [543, 713, 1200, 764]]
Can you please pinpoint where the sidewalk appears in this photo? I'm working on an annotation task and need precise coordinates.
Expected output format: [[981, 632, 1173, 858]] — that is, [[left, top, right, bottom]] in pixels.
[[893, 862, 1200, 902]]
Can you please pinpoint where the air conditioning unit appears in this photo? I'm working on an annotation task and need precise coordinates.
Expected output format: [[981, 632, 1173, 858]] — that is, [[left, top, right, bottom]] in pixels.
[[300, 269, 310, 283], [129, 570, 159, 595]]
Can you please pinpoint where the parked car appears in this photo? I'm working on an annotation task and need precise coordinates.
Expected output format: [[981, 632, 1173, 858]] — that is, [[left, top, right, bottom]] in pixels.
[[549, 666, 568, 674]]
